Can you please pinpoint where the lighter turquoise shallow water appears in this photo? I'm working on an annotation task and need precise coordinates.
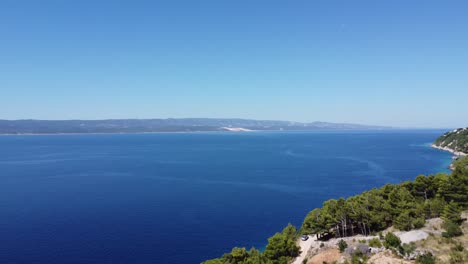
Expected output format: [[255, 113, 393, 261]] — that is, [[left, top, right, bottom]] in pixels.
[[0, 130, 452, 263]]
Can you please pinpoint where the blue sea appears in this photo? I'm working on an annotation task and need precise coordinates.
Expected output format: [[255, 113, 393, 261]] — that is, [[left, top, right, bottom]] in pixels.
[[0, 130, 452, 263]]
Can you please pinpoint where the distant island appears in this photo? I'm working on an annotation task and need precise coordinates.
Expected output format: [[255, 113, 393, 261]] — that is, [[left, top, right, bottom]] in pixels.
[[0, 119, 391, 135], [432, 128, 468, 156]]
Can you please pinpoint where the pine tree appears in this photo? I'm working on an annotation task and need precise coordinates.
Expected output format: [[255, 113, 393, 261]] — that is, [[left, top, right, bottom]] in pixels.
[[394, 212, 412, 231], [446, 163, 468, 208], [442, 202, 462, 224]]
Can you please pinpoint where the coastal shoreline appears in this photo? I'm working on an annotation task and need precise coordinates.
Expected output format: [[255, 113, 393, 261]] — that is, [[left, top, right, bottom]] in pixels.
[[431, 144, 467, 170], [431, 144, 467, 157], [0, 128, 402, 137], [0, 130, 261, 136]]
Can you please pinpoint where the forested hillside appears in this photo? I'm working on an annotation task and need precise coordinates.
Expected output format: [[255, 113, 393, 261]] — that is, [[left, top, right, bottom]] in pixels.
[[433, 128, 468, 154], [301, 156, 468, 237], [202, 156, 468, 264]]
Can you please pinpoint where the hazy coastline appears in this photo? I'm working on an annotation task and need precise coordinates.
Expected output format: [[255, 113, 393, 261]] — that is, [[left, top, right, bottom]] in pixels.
[[431, 144, 467, 157]]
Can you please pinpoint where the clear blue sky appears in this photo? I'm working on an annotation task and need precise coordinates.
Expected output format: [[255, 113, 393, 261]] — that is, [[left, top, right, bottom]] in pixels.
[[1, 1, 467, 128]]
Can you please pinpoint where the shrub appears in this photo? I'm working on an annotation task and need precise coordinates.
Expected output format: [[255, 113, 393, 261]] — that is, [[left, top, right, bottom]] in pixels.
[[383, 232, 401, 249], [338, 239, 348, 253], [302, 257, 308, 264], [320, 242, 325, 248], [399, 243, 416, 257], [412, 217, 426, 229], [442, 221, 462, 238], [449, 251, 464, 264], [451, 241, 464, 252], [368, 238, 382, 248], [416, 253, 436, 264], [350, 252, 368, 264]]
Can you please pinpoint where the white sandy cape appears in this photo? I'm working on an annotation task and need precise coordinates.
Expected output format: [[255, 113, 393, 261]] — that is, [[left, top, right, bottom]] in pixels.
[[431, 144, 467, 156]]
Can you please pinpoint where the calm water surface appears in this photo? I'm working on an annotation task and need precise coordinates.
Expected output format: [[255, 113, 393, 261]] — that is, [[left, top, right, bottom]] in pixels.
[[0, 130, 452, 263]]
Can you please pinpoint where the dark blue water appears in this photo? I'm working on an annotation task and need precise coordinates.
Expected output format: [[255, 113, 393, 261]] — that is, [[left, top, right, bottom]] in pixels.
[[0, 130, 452, 263]]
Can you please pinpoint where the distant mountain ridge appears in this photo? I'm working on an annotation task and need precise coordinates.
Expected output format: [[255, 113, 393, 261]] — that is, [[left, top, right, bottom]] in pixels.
[[0, 118, 391, 134]]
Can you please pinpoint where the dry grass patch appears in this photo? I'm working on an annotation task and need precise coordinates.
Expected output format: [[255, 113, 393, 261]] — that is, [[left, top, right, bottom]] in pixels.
[[368, 251, 412, 264], [307, 248, 341, 264], [415, 233, 468, 263]]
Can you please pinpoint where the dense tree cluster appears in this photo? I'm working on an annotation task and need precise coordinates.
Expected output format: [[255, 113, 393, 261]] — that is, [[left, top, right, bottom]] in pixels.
[[202, 157, 467, 264], [202, 224, 299, 264], [301, 156, 467, 238]]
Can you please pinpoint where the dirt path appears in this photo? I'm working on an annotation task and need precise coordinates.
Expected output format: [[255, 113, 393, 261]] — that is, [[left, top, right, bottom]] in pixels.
[[292, 235, 315, 264]]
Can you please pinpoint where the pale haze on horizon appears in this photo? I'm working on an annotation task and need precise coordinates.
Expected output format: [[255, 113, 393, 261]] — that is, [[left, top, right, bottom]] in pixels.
[[1, 1, 467, 128]]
